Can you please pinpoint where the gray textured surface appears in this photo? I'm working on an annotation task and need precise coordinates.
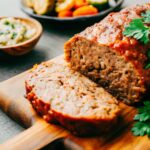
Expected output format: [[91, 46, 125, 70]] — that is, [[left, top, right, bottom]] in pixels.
[[0, 0, 148, 144]]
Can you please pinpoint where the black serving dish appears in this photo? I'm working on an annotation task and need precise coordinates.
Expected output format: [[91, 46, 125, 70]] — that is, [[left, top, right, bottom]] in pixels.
[[21, 0, 124, 25]]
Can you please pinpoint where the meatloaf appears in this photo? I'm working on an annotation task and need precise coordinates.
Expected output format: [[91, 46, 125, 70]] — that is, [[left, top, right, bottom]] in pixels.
[[64, 4, 150, 105], [26, 62, 120, 136]]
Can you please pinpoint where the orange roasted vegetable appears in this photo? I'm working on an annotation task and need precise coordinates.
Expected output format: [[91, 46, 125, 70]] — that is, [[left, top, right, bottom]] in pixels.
[[74, 0, 88, 9], [58, 10, 73, 18], [73, 5, 98, 17]]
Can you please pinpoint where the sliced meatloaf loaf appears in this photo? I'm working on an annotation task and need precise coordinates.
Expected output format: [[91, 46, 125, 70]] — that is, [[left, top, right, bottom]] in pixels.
[[64, 4, 150, 105], [26, 62, 120, 136]]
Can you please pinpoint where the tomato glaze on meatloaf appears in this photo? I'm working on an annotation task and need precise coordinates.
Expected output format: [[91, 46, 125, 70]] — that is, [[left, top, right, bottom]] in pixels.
[[26, 62, 120, 136], [64, 3, 150, 105]]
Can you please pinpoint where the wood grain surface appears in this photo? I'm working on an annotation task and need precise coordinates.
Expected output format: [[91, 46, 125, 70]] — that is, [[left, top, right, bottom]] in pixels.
[[0, 56, 149, 150]]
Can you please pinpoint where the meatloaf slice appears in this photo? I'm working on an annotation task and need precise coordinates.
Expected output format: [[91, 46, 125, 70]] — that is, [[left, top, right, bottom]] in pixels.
[[26, 62, 120, 136], [64, 3, 150, 105]]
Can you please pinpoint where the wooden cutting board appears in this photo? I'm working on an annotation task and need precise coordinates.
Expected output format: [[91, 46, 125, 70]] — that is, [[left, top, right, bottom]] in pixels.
[[0, 55, 149, 150]]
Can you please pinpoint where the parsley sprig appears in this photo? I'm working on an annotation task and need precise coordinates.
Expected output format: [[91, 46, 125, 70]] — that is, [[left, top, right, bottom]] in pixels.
[[122, 10, 150, 138], [123, 10, 150, 69], [132, 101, 150, 138], [123, 10, 150, 44], [123, 18, 150, 44]]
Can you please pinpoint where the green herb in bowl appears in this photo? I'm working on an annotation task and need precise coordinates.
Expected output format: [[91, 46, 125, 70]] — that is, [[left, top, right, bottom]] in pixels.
[[0, 17, 36, 47], [0, 17, 42, 56]]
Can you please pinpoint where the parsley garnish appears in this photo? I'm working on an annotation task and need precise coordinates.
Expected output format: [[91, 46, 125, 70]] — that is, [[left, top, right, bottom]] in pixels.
[[132, 122, 150, 137], [0, 32, 4, 35], [11, 24, 15, 29], [142, 10, 150, 23], [123, 10, 150, 44], [4, 21, 10, 25], [4, 21, 15, 29], [123, 10, 150, 69], [11, 32, 17, 39], [132, 101, 150, 138]]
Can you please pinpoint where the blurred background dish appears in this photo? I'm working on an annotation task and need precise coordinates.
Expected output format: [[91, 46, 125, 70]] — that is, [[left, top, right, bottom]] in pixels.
[[21, 0, 124, 24], [0, 17, 42, 56]]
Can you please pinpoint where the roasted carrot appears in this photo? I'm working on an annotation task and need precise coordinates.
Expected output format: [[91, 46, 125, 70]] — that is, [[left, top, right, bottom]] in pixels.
[[73, 5, 98, 17], [58, 10, 73, 18], [74, 0, 88, 9]]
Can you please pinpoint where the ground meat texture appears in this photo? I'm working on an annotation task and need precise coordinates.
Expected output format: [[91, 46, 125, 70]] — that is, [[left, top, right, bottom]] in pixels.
[[64, 3, 150, 105], [26, 62, 120, 136]]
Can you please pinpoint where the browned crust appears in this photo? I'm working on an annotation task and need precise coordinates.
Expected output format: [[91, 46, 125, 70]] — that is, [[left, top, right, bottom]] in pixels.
[[64, 4, 150, 104]]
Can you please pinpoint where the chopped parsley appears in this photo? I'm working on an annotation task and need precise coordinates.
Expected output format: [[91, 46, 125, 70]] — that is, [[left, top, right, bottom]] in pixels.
[[4, 20, 15, 29], [0, 17, 35, 46], [0, 32, 4, 35], [4, 21, 10, 25], [11, 23, 15, 29], [132, 101, 150, 138], [11, 32, 17, 39]]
